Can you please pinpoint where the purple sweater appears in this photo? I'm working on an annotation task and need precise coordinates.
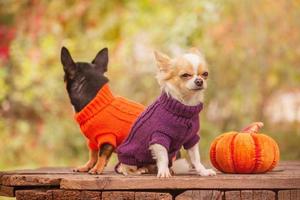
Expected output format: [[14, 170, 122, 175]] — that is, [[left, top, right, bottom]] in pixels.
[[117, 92, 203, 167]]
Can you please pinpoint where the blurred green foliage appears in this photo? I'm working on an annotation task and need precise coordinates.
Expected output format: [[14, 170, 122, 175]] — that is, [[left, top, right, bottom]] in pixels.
[[0, 0, 300, 170]]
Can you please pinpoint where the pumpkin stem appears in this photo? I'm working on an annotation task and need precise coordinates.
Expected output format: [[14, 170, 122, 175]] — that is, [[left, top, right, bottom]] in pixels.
[[241, 122, 264, 133]]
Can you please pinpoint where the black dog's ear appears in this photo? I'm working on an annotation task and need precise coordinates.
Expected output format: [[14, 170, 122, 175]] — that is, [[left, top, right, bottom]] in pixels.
[[92, 47, 108, 72], [61, 46, 76, 78]]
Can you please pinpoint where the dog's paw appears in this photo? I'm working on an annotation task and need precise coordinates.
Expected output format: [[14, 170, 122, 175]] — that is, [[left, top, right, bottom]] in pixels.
[[118, 163, 139, 176], [136, 167, 149, 175], [88, 167, 104, 175], [198, 168, 216, 176], [118, 164, 128, 176], [157, 167, 172, 178], [88, 164, 105, 175]]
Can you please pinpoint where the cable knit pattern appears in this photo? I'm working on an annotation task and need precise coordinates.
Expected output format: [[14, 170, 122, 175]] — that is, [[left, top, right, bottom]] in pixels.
[[117, 92, 203, 167], [75, 84, 144, 150]]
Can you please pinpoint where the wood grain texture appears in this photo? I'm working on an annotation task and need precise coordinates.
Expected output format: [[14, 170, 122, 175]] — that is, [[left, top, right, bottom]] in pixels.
[[278, 190, 300, 200], [102, 191, 135, 200], [225, 191, 241, 200], [15, 190, 171, 200], [60, 173, 300, 190], [134, 192, 172, 200], [252, 190, 275, 200], [15, 189, 102, 200], [290, 190, 300, 200], [1, 171, 300, 190], [13, 189, 300, 200], [241, 190, 253, 200], [224, 190, 276, 200], [1, 174, 64, 186], [0, 185, 14, 197], [16, 190, 53, 200], [175, 190, 223, 200], [80, 191, 101, 200], [0, 161, 299, 199], [52, 190, 81, 200]]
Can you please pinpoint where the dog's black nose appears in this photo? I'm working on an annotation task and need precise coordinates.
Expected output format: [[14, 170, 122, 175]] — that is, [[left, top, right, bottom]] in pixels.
[[194, 79, 203, 87]]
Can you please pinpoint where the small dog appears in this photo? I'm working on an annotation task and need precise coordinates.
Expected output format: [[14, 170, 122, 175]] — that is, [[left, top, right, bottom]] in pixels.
[[61, 47, 144, 174], [117, 48, 216, 178]]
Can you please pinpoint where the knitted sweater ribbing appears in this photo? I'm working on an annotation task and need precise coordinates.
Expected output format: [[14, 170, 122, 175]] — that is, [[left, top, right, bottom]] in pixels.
[[117, 92, 203, 167], [75, 84, 144, 150]]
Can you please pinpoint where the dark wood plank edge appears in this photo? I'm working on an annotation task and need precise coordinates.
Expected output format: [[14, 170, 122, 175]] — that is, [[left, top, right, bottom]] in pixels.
[[0, 174, 64, 187], [15, 189, 173, 200]]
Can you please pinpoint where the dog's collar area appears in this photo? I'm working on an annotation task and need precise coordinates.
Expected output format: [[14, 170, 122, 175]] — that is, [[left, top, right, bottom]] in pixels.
[[75, 83, 115, 124], [159, 92, 203, 118]]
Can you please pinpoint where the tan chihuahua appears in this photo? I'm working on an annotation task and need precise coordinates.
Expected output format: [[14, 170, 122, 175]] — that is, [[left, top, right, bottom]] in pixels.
[[117, 48, 216, 178]]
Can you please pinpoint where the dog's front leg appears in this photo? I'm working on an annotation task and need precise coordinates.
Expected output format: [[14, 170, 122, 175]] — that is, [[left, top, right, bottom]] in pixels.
[[187, 143, 216, 176], [74, 149, 98, 172], [89, 143, 114, 174], [149, 144, 171, 178]]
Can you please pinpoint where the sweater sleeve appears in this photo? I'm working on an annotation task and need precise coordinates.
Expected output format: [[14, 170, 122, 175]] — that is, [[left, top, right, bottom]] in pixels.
[[183, 134, 200, 150], [87, 139, 99, 151], [149, 132, 172, 151], [96, 133, 117, 149]]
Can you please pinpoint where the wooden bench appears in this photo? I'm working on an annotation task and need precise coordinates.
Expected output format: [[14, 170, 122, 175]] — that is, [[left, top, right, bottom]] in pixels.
[[0, 161, 299, 200]]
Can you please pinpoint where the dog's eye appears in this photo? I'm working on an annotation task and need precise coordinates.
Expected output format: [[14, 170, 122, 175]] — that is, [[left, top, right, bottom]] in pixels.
[[202, 72, 208, 77], [180, 73, 192, 78]]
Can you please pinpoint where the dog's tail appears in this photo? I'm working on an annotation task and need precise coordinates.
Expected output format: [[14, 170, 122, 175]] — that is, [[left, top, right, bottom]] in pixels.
[[171, 158, 190, 174]]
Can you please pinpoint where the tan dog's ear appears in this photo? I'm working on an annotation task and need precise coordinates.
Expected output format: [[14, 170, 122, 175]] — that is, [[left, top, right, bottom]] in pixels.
[[154, 51, 171, 71]]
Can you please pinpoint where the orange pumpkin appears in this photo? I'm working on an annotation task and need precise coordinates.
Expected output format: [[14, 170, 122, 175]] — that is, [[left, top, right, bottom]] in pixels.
[[210, 122, 280, 173]]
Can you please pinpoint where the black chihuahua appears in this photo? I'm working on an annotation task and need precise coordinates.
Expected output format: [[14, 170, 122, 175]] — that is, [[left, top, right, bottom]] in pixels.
[[61, 47, 144, 174]]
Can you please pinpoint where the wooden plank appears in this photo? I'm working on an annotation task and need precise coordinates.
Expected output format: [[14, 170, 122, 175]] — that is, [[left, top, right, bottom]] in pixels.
[[135, 192, 172, 200], [0, 161, 298, 175], [0, 167, 117, 175], [80, 191, 101, 200], [225, 191, 241, 200], [52, 190, 81, 200], [278, 190, 300, 200], [278, 190, 291, 200], [102, 191, 135, 200], [16, 189, 102, 200], [0, 174, 76, 186], [2, 172, 300, 190], [15, 190, 53, 200], [60, 174, 300, 190], [0, 161, 299, 177], [0, 161, 299, 190], [0, 185, 14, 197], [176, 190, 223, 200], [290, 190, 300, 200], [241, 190, 253, 200], [241, 190, 276, 200], [253, 190, 275, 200], [224, 190, 276, 200]]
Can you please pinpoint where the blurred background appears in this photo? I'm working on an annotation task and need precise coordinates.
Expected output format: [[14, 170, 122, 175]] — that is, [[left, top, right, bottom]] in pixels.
[[0, 0, 299, 171]]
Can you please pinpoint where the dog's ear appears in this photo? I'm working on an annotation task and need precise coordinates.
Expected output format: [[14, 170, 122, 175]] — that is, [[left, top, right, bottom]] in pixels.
[[61, 47, 76, 78], [154, 50, 171, 71], [92, 48, 108, 72]]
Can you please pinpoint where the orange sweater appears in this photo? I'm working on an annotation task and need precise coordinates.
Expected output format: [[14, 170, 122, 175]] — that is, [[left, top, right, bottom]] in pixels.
[[75, 84, 145, 150]]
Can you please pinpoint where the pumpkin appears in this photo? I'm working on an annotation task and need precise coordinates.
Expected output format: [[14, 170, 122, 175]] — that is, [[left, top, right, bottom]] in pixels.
[[210, 122, 280, 173]]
